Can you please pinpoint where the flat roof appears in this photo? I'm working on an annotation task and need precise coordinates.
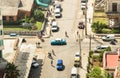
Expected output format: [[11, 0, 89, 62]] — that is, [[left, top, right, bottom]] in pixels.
[[1, 0, 19, 16], [106, 54, 118, 69]]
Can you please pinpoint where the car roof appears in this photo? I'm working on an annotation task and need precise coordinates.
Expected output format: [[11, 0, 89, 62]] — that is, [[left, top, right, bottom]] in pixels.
[[52, 21, 57, 26], [71, 67, 77, 74], [97, 45, 109, 48], [55, 8, 60, 12], [75, 52, 80, 55]]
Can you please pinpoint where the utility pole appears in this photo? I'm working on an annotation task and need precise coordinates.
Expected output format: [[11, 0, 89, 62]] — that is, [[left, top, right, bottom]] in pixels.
[[78, 34, 82, 67], [89, 35, 91, 52], [84, 1, 88, 36]]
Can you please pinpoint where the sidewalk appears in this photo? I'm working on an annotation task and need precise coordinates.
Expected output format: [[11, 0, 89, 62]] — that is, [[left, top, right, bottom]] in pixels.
[[86, 0, 94, 36]]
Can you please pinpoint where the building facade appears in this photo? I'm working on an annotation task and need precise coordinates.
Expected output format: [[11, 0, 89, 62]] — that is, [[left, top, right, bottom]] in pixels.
[[0, 0, 4, 58], [105, 0, 120, 27]]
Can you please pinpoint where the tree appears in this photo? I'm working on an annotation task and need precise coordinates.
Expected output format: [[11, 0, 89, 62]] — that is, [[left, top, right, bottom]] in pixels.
[[87, 66, 108, 78], [92, 21, 106, 33], [34, 9, 44, 22], [5, 62, 20, 78]]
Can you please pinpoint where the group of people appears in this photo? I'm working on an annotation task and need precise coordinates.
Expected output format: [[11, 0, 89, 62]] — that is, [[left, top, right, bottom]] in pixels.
[[48, 49, 56, 67]]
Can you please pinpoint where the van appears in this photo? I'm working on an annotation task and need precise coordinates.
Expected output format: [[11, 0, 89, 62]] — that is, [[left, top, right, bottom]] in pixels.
[[102, 34, 115, 41], [71, 67, 78, 78]]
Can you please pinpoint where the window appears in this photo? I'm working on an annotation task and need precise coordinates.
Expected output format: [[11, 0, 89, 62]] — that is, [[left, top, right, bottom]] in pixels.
[[9, 16, 14, 21], [112, 3, 117, 12], [3, 16, 6, 21], [0, 30, 3, 35], [0, 40, 3, 46], [0, 20, 2, 25]]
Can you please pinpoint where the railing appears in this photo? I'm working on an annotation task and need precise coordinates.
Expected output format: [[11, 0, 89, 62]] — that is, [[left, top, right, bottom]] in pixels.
[[106, 11, 120, 14], [4, 31, 38, 36]]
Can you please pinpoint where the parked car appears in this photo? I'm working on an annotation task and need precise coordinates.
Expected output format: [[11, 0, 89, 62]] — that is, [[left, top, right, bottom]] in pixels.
[[94, 45, 109, 52], [54, 3, 62, 11], [56, 59, 64, 70], [81, 0, 87, 10], [74, 52, 81, 67], [54, 8, 62, 18], [31, 59, 40, 68], [71, 67, 78, 78], [74, 52, 80, 62], [102, 34, 115, 41], [78, 21, 84, 29], [51, 38, 66, 45], [51, 21, 59, 32]]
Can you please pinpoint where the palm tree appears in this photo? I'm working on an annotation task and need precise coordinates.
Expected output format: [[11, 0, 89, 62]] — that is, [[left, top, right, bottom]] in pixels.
[[5, 62, 20, 78], [92, 21, 106, 33]]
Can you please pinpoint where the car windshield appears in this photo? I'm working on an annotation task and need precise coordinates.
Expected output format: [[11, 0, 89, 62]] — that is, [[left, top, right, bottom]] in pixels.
[[75, 55, 79, 57], [52, 26, 57, 28], [55, 12, 60, 14], [57, 63, 62, 66]]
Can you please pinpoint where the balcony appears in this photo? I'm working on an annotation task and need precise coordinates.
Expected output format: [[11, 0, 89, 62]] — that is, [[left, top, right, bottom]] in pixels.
[[106, 11, 120, 16]]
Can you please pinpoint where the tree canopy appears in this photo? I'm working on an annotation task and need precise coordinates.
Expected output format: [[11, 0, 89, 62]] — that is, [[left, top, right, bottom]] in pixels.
[[87, 66, 108, 78]]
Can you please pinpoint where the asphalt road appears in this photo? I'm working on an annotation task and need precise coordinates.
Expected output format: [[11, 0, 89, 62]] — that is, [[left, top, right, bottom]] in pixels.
[[28, 0, 120, 78], [40, 0, 83, 78]]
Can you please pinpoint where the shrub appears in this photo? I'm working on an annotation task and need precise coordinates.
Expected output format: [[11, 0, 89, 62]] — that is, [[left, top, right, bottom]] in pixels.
[[105, 47, 111, 51], [99, 51, 104, 62], [89, 51, 94, 57]]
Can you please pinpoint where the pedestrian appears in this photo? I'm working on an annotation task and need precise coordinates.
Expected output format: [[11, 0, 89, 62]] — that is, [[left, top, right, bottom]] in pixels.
[[51, 60, 53, 64], [52, 49, 56, 56], [48, 52, 51, 58], [76, 39, 78, 42], [89, 18, 91, 23], [77, 31, 79, 36], [92, 3, 93, 6], [65, 31, 68, 37]]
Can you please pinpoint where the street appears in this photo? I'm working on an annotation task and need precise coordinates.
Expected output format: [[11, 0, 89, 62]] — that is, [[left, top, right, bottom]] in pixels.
[[28, 0, 120, 78]]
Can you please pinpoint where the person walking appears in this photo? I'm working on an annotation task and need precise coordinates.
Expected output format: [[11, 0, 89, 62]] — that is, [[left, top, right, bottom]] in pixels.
[[52, 49, 56, 56], [51, 60, 53, 65], [65, 31, 69, 37], [77, 31, 79, 36], [89, 18, 91, 23]]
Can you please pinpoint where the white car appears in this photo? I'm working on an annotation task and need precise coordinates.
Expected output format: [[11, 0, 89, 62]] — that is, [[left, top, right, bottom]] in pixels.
[[51, 21, 59, 32], [32, 59, 40, 68], [54, 8, 61, 18], [102, 34, 115, 41], [54, 3, 62, 11], [94, 45, 109, 52]]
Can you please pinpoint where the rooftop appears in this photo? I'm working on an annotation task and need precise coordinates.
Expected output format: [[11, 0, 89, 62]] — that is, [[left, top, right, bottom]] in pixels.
[[106, 54, 118, 69], [1, 0, 19, 16], [1, 0, 34, 16]]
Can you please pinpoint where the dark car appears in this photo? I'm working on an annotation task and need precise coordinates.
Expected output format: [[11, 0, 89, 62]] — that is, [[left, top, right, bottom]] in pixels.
[[56, 59, 64, 70], [78, 22, 84, 29]]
